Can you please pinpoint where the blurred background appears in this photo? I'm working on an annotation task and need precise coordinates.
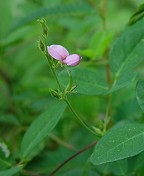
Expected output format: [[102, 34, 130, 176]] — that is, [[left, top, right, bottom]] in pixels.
[[0, 0, 144, 175]]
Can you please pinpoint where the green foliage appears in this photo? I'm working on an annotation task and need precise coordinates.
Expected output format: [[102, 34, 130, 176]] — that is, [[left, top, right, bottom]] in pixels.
[[90, 122, 144, 165], [0, 0, 144, 175], [110, 18, 144, 77], [136, 80, 144, 112], [21, 100, 66, 159], [128, 3, 144, 25], [11, 2, 94, 31]]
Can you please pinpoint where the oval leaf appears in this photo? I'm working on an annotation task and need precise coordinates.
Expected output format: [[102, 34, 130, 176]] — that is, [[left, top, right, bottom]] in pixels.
[[90, 122, 144, 165], [136, 80, 144, 112], [110, 18, 144, 77], [110, 19, 144, 90], [21, 101, 66, 158]]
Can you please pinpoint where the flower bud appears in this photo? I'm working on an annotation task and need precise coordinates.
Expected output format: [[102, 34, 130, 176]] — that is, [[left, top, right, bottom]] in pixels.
[[38, 39, 45, 53], [49, 89, 61, 99], [38, 18, 48, 36]]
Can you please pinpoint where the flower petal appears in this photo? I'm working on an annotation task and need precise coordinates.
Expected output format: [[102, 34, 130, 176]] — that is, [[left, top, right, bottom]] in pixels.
[[47, 45, 69, 61], [63, 54, 81, 66]]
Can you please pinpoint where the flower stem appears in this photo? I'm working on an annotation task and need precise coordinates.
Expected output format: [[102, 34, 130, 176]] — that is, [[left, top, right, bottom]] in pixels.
[[45, 54, 63, 92], [65, 98, 98, 136], [45, 48, 98, 135], [42, 32, 98, 136]]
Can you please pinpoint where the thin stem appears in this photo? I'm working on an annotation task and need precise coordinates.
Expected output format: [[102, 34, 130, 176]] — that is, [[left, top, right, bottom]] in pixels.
[[46, 54, 97, 135], [45, 48, 98, 135], [87, 0, 107, 30], [49, 141, 97, 176], [46, 54, 63, 92], [105, 49, 111, 122], [43, 35, 63, 92], [65, 98, 97, 136], [101, 0, 111, 128]]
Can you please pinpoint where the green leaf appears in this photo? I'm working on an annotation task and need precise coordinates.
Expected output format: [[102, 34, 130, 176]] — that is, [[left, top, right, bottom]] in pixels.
[[0, 0, 12, 38], [110, 18, 144, 78], [0, 26, 32, 47], [78, 49, 95, 59], [0, 166, 22, 176], [109, 72, 136, 93], [136, 80, 144, 112], [59, 68, 108, 95], [90, 32, 113, 58], [21, 100, 66, 159], [90, 122, 144, 165]]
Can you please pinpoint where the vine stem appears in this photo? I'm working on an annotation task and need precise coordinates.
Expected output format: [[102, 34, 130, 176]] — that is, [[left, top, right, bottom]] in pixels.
[[45, 53, 63, 92], [45, 50, 97, 136], [65, 98, 98, 136], [49, 141, 97, 176]]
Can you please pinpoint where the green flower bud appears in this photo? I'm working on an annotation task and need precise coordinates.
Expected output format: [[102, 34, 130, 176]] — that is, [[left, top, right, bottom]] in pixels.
[[38, 18, 48, 36], [49, 89, 61, 99], [38, 39, 45, 53]]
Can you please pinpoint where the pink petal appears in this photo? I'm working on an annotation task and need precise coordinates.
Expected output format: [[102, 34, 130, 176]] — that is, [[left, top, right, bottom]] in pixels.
[[63, 54, 81, 66], [47, 45, 69, 61]]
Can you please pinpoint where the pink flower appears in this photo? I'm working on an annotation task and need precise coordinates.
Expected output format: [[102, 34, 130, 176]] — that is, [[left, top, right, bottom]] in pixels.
[[47, 44, 81, 66], [62, 54, 80, 66]]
